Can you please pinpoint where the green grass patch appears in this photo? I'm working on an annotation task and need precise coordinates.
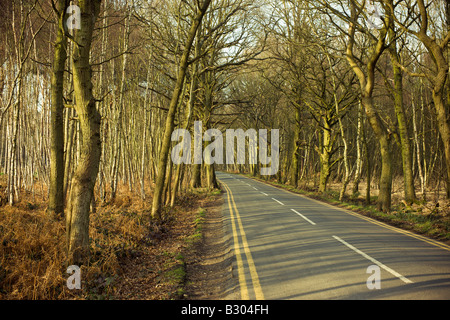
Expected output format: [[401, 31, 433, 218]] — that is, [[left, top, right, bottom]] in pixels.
[[163, 252, 187, 299], [186, 208, 206, 245]]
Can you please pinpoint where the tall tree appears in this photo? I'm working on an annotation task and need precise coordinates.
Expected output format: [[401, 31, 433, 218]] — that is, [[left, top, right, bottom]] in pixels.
[[395, 0, 450, 198], [65, 0, 102, 265], [49, 0, 68, 216], [344, 1, 393, 212], [385, 0, 416, 204], [151, 0, 212, 221]]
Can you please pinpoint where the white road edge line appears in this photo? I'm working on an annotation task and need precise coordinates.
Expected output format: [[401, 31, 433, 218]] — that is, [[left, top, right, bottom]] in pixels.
[[332, 235, 413, 284], [272, 198, 285, 206], [291, 209, 316, 226]]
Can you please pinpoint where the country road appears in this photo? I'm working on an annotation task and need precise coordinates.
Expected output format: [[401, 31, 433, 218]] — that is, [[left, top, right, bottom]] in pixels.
[[217, 172, 450, 300]]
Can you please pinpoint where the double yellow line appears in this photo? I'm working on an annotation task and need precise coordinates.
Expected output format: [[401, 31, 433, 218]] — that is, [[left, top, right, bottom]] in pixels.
[[221, 181, 265, 300]]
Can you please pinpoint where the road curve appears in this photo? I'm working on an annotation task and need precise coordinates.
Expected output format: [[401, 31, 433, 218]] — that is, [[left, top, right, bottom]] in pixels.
[[217, 172, 450, 300]]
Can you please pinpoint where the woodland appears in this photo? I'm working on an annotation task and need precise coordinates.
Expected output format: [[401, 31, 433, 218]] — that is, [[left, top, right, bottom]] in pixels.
[[0, 0, 449, 299]]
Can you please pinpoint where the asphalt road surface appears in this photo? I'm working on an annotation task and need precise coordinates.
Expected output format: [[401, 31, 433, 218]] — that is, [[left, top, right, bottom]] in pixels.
[[217, 172, 450, 300]]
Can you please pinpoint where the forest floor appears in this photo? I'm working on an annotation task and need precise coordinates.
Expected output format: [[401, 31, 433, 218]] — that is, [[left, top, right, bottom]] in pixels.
[[110, 187, 228, 300], [0, 178, 226, 300]]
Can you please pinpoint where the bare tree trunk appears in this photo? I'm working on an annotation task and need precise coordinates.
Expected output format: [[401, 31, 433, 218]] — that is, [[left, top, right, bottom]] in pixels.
[[49, 0, 68, 216], [447, 0, 450, 145], [345, 2, 392, 212], [151, 0, 212, 220], [7, 1, 23, 206], [8, 101, 20, 206], [97, 4, 109, 204], [318, 119, 332, 194], [66, 0, 102, 265], [414, 0, 450, 198], [363, 123, 371, 205], [412, 96, 425, 199], [63, 108, 75, 200], [433, 91, 450, 198], [291, 106, 301, 188], [191, 163, 202, 188], [171, 51, 198, 206], [387, 5, 416, 204], [363, 96, 392, 212], [352, 101, 363, 195], [203, 68, 219, 190], [338, 117, 350, 201]]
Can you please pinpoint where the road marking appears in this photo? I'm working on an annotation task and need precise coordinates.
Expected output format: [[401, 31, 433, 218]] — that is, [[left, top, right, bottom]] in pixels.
[[253, 187, 258, 191], [342, 209, 450, 252], [221, 182, 265, 300], [291, 209, 316, 226], [332, 235, 413, 284], [223, 182, 249, 299], [261, 192, 268, 196], [272, 198, 285, 206], [245, 175, 450, 253]]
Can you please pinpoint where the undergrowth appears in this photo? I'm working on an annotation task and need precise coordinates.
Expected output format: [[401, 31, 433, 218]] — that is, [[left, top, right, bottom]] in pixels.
[[0, 182, 221, 300]]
